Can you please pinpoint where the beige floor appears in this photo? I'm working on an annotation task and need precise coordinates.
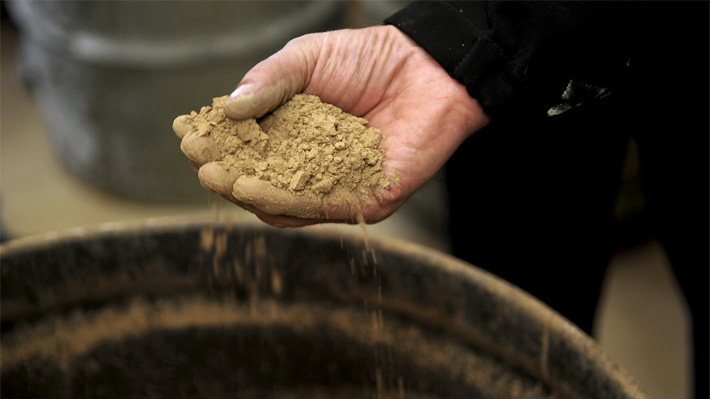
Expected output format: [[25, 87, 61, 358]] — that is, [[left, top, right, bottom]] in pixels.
[[1, 20, 690, 399]]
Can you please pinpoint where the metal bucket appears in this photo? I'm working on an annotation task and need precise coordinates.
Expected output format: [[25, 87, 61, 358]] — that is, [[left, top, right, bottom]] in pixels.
[[6, 1, 345, 202], [1, 218, 646, 398]]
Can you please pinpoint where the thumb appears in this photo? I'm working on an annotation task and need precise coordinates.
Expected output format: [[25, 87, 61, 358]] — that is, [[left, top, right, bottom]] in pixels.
[[224, 34, 321, 119]]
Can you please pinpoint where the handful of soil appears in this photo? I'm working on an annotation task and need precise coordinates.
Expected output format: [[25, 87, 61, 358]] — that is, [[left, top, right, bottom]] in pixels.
[[176, 94, 391, 199]]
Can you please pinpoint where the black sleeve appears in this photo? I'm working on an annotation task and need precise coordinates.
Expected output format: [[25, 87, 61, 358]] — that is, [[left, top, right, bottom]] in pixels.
[[384, 1, 636, 118]]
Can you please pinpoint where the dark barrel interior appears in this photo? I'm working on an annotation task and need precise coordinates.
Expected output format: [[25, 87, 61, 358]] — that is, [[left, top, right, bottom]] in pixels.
[[1, 218, 646, 399]]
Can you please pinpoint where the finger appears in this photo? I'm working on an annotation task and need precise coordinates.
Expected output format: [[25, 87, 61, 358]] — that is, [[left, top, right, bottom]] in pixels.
[[232, 176, 322, 219], [172, 115, 194, 139], [224, 34, 321, 119], [198, 163, 313, 225], [180, 133, 221, 166], [198, 162, 239, 198], [232, 176, 365, 221], [198, 162, 267, 215], [253, 211, 374, 228], [254, 213, 333, 228]]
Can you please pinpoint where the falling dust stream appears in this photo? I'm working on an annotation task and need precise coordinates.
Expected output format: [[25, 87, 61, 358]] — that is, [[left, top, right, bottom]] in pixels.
[[200, 200, 405, 399]]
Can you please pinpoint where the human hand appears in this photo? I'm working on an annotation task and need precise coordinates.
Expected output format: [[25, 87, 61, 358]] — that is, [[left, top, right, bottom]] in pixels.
[[176, 25, 490, 227]]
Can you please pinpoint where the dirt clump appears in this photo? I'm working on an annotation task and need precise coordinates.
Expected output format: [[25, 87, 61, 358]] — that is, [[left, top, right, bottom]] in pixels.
[[177, 94, 392, 200]]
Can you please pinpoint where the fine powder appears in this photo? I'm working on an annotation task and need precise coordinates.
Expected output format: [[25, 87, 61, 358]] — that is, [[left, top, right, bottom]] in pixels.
[[179, 94, 392, 199]]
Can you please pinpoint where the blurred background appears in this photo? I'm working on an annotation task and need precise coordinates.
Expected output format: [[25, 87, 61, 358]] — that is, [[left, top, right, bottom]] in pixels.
[[0, 1, 691, 398]]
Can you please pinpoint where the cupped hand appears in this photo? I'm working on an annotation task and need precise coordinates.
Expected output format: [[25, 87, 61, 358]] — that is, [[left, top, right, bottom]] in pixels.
[[176, 25, 490, 227]]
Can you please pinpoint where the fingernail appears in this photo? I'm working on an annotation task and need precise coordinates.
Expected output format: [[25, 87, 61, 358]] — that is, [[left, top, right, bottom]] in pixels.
[[230, 84, 251, 98], [226, 86, 257, 120]]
